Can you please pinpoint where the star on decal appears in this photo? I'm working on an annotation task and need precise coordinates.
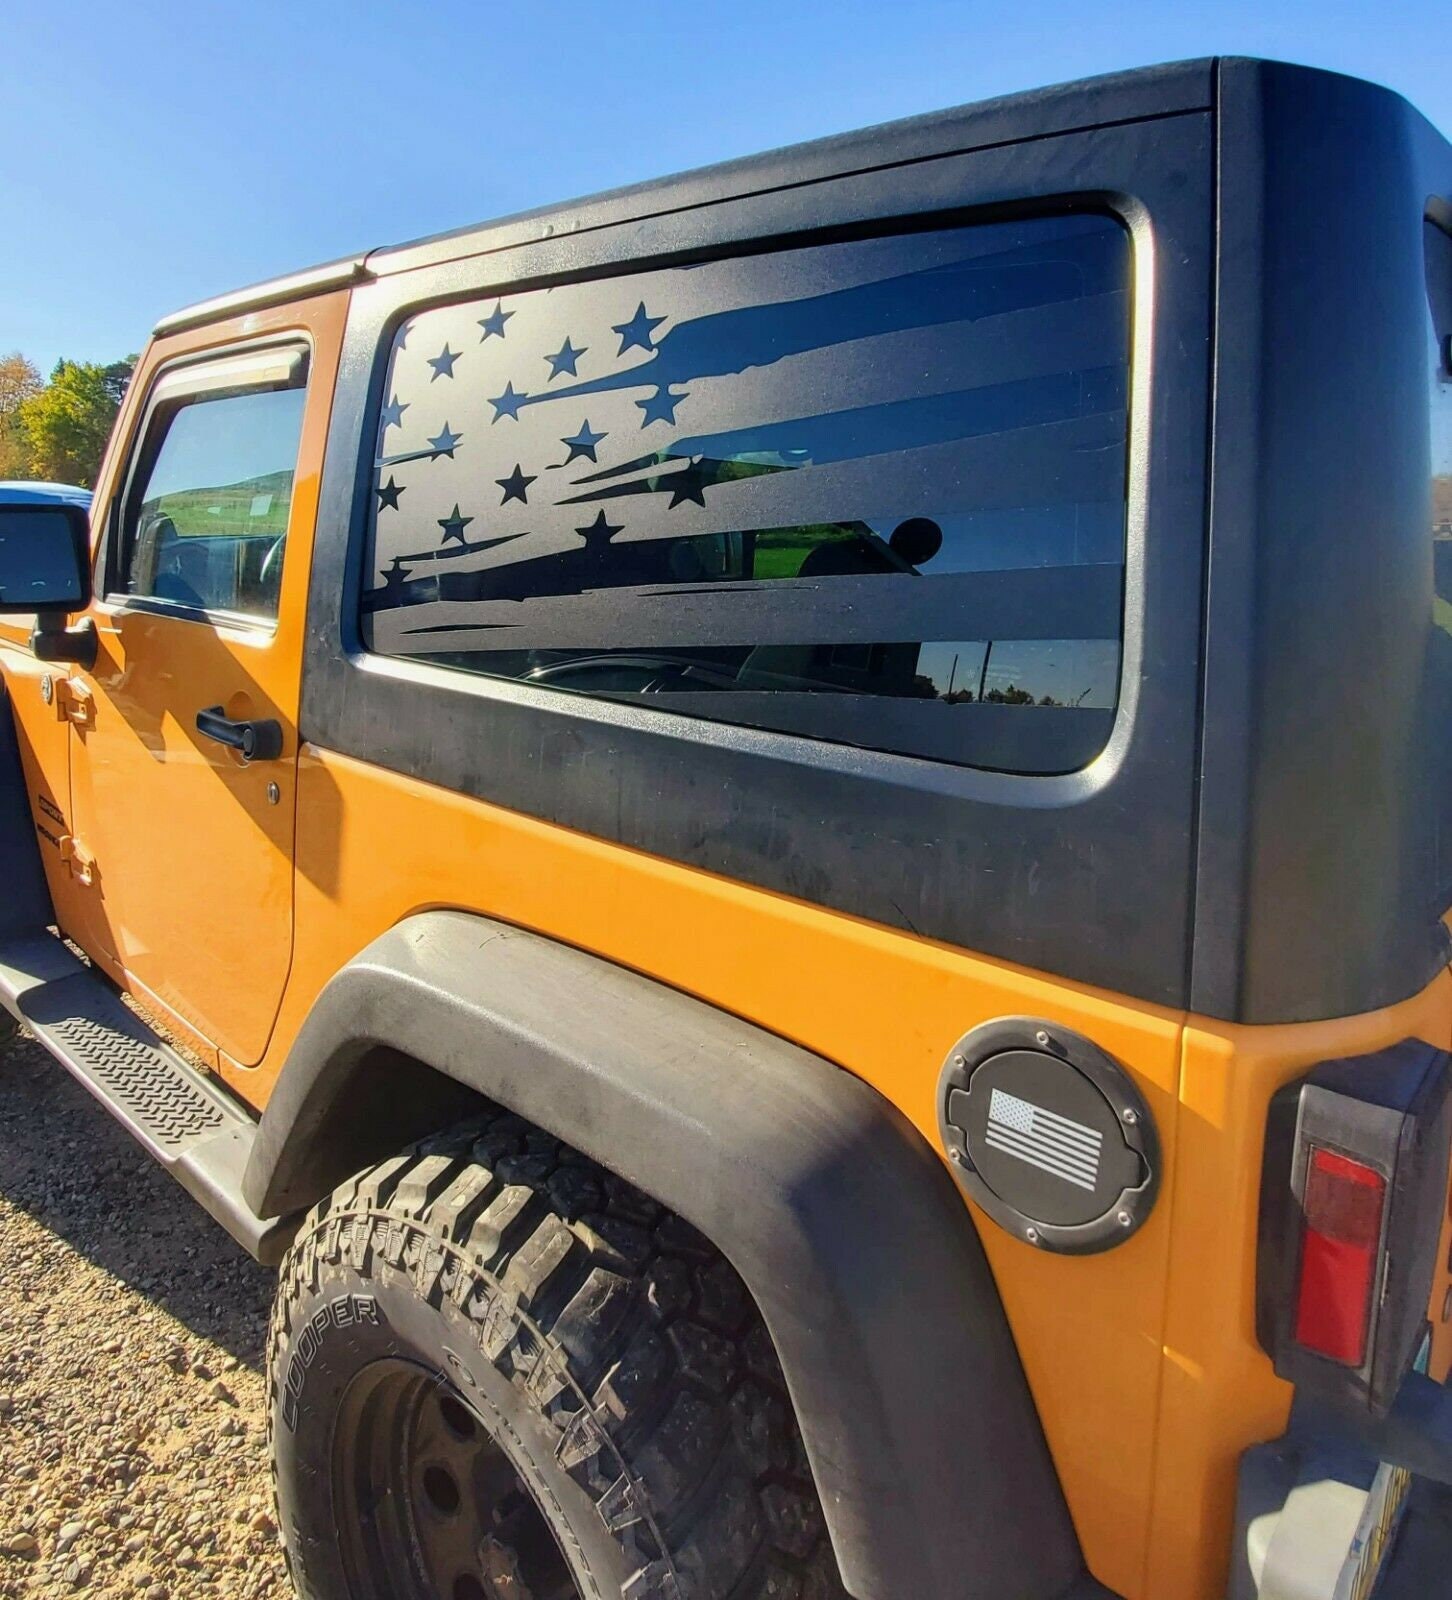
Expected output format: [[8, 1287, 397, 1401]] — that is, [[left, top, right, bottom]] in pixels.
[[612, 301, 666, 355], [428, 422, 463, 458], [381, 556, 411, 597], [544, 337, 586, 380], [488, 381, 529, 422], [666, 460, 710, 508], [478, 301, 514, 340], [561, 419, 608, 465], [380, 394, 409, 431], [495, 463, 536, 505], [427, 344, 460, 381], [576, 509, 623, 547], [376, 475, 406, 511], [636, 385, 689, 427], [438, 504, 475, 546]]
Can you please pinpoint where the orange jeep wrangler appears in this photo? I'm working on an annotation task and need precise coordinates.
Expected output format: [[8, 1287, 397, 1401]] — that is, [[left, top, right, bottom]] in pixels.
[[1, 54, 1451, 1600]]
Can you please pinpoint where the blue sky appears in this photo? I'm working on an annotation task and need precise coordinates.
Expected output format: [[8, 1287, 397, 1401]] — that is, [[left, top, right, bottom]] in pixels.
[[4, 0, 1449, 375]]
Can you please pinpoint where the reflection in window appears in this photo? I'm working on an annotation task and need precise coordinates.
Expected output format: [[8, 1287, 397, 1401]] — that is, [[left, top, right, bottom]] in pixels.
[[1429, 222, 1452, 623], [362, 215, 1132, 773], [124, 384, 306, 620], [1424, 221, 1452, 907], [981, 640, 1119, 708]]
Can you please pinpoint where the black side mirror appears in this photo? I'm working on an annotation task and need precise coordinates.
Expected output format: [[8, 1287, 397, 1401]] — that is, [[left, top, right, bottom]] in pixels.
[[0, 504, 97, 668], [0, 503, 91, 614]]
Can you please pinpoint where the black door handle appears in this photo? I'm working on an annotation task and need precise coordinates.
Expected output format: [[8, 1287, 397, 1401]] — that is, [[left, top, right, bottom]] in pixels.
[[195, 705, 284, 763]]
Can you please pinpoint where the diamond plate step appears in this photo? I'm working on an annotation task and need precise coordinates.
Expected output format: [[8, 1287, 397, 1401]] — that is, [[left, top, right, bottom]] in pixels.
[[0, 931, 297, 1263]]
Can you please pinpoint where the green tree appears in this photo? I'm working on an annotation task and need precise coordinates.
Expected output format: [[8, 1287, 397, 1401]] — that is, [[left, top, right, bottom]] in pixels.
[[14, 357, 134, 487]]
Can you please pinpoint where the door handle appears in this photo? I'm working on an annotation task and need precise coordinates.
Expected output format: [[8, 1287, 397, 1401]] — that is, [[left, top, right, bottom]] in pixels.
[[195, 706, 284, 763]]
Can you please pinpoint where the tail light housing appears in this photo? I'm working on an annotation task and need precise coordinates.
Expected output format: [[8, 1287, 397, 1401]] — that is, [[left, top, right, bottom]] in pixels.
[[1258, 1040, 1452, 1414]]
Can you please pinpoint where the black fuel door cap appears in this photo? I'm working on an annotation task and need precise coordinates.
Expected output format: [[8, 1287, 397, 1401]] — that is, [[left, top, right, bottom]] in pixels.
[[938, 1019, 1159, 1254]]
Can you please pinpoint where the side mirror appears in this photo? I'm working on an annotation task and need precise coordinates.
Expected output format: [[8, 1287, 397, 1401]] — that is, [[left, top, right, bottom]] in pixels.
[[0, 503, 92, 615], [0, 503, 97, 667]]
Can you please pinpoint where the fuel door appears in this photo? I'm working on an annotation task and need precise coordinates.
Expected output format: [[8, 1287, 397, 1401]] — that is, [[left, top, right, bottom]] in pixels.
[[939, 1018, 1160, 1254]]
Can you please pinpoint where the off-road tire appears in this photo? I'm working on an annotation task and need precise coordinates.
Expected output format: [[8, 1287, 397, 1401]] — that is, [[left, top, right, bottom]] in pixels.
[[268, 1112, 846, 1600], [0, 1012, 17, 1050]]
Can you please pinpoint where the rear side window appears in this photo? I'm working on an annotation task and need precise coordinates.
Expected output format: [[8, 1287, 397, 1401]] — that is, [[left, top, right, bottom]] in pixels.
[[118, 347, 308, 622], [362, 215, 1131, 774], [1431, 221, 1452, 596], [1425, 219, 1452, 905]]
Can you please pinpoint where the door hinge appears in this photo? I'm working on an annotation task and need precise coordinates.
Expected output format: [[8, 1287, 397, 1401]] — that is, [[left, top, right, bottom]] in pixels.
[[58, 836, 96, 887], [50, 676, 94, 726]]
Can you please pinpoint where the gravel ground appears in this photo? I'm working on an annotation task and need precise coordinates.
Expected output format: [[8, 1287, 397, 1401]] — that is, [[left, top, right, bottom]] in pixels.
[[0, 1026, 290, 1599]]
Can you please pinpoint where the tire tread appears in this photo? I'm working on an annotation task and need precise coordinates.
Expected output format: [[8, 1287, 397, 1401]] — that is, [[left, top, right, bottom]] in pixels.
[[269, 1111, 845, 1600]]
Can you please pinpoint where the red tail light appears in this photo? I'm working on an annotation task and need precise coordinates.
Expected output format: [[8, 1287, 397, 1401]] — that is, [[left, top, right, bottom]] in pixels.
[[1258, 1042, 1452, 1413], [1294, 1147, 1386, 1367]]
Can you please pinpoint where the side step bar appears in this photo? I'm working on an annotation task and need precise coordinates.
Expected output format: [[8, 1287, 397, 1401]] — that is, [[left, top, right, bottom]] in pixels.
[[0, 932, 298, 1264]]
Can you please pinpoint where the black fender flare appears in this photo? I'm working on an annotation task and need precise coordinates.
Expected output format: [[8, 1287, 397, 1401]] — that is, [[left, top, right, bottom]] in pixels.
[[244, 911, 1086, 1600]]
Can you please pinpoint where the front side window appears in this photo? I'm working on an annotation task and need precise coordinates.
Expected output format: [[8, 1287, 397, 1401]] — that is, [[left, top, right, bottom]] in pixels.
[[362, 214, 1131, 773], [119, 353, 307, 621]]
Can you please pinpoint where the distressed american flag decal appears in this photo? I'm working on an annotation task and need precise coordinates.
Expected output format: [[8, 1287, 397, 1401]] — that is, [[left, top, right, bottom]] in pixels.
[[362, 218, 1129, 659], [985, 1088, 1103, 1191], [356, 214, 1132, 774]]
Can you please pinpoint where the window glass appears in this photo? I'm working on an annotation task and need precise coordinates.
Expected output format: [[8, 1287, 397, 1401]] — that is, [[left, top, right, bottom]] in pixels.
[[122, 382, 306, 619], [1430, 223, 1452, 613], [362, 215, 1131, 773], [1424, 221, 1452, 907]]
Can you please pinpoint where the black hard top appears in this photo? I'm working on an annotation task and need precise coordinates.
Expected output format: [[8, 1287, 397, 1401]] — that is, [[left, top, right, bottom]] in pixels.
[[365, 58, 1217, 276], [158, 57, 1231, 331], [161, 56, 1452, 1027]]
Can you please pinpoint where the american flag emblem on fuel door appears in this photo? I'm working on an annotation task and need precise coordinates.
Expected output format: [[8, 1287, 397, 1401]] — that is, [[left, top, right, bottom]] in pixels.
[[985, 1088, 1103, 1192]]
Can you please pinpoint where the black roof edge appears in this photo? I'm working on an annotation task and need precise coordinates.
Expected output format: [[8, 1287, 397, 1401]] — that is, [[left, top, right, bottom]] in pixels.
[[149, 56, 1220, 339], [364, 56, 1216, 277], [148, 56, 1437, 337]]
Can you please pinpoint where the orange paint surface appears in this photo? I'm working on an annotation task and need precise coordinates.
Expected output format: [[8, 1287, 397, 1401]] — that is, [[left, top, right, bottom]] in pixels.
[[218, 744, 1180, 1598], [4, 294, 347, 1064], [1145, 978, 1452, 1599]]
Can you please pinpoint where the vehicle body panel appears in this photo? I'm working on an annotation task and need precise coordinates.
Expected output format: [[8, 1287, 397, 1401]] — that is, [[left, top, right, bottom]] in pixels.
[[236, 740, 1182, 1598], [246, 908, 1087, 1600], [1193, 60, 1452, 1022], [1152, 975, 1452, 1596], [1, 294, 348, 1063], [303, 108, 1215, 1018]]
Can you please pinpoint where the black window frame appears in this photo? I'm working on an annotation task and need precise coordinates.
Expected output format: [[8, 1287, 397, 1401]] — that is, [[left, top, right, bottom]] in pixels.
[[105, 338, 312, 632], [302, 106, 1214, 1009]]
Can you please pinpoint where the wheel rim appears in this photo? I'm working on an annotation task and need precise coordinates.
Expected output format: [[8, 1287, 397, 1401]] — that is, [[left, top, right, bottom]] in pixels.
[[332, 1358, 584, 1600]]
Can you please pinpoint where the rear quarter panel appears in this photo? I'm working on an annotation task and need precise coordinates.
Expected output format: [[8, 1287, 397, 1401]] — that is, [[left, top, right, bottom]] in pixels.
[[239, 742, 1183, 1600]]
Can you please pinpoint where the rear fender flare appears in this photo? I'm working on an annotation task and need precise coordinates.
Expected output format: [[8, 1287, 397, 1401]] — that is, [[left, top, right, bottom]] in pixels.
[[244, 910, 1083, 1600]]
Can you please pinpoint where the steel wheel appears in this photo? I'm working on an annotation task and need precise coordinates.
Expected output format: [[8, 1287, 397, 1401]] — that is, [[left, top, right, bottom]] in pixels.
[[332, 1358, 582, 1600]]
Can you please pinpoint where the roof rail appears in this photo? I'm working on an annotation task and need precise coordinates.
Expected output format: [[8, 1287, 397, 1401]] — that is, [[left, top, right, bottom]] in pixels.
[[153, 256, 372, 338]]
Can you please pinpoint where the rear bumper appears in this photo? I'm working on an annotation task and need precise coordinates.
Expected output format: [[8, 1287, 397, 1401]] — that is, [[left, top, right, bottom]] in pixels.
[[1230, 1372, 1452, 1599]]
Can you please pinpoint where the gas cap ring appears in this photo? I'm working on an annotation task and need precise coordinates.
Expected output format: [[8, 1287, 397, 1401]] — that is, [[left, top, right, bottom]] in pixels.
[[938, 1017, 1160, 1255]]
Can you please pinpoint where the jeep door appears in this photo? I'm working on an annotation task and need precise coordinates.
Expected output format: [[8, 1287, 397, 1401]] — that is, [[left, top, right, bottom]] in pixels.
[[61, 293, 347, 1067]]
